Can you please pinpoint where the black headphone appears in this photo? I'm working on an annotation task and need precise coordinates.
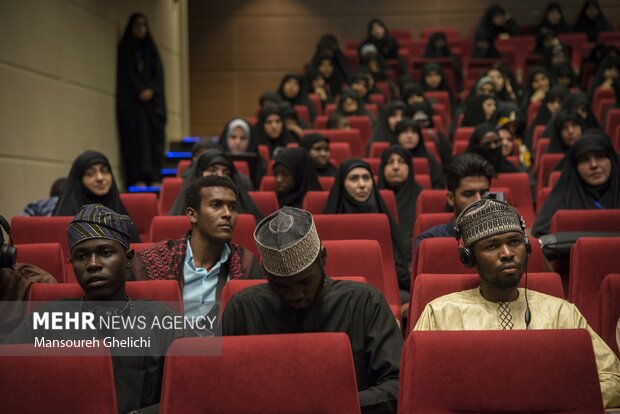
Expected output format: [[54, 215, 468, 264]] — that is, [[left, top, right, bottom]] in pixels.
[[0, 215, 16, 268], [453, 198, 531, 268]]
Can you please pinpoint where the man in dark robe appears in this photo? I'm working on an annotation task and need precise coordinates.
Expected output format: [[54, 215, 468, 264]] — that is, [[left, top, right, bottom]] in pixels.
[[222, 207, 403, 414]]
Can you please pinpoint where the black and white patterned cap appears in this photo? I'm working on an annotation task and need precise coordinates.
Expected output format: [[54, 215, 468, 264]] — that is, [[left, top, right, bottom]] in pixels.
[[458, 199, 524, 247], [254, 207, 321, 276]]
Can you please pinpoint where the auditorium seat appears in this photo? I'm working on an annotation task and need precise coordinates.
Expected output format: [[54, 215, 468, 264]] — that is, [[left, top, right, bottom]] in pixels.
[[302, 129, 363, 157], [547, 170, 561, 188], [531, 124, 546, 154], [424, 90, 452, 118], [536, 187, 552, 211], [119, 193, 159, 241], [453, 126, 475, 142], [536, 153, 564, 192], [605, 108, 620, 137], [130, 242, 155, 252], [550, 209, 620, 234], [399, 330, 604, 413], [415, 187, 513, 218], [27, 280, 184, 314], [302, 189, 398, 222], [160, 333, 360, 414], [451, 140, 468, 155], [11, 216, 75, 281], [313, 214, 401, 308], [15, 243, 67, 283], [412, 236, 545, 281], [176, 159, 191, 177], [307, 93, 322, 115], [408, 272, 564, 329], [149, 214, 257, 256], [220, 276, 368, 316], [592, 87, 615, 122], [532, 138, 550, 172], [348, 116, 373, 148], [158, 177, 183, 215], [569, 237, 620, 333], [328, 142, 352, 165], [600, 273, 620, 357], [294, 104, 310, 126], [248, 191, 279, 217], [527, 100, 542, 128], [492, 173, 535, 225], [413, 212, 452, 241], [0, 344, 118, 414]]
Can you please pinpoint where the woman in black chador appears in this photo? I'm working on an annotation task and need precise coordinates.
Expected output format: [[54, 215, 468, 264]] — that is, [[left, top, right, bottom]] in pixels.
[[116, 13, 166, 187]]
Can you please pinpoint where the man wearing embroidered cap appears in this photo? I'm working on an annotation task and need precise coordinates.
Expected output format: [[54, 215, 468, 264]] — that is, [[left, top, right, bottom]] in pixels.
[[222, 206, 403, 413], [8, 204, 181, 413], [413, 197, 620, 408]]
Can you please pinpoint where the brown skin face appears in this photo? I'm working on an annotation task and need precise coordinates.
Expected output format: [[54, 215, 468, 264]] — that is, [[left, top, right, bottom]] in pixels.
[[131, 16, 148, 39], [478, 131, 501, 150], [187, 186, 237, 243], [266, 248, 327, 309], [274, 164, 295, 195], [447, 176, 491, 218], [71, 239, 133, 301], [308, 141, 330, 168], [472, 231, 527, 302]]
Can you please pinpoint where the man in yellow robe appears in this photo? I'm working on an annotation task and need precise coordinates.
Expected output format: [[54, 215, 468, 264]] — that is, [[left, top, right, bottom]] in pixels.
[[414, 197, 620, 408]]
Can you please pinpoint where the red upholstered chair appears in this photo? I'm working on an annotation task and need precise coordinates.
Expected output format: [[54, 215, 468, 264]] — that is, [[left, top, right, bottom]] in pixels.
[[15, 243, 67, 283], [536, 153, 564, 192], [27, 280, 183, 314], [369, 141, 389, 158], [600, 273, 620, 357], [408, 272, 564, 329], [11, 216, 75, 282], [453, 126, 475, 142], [412, 236, 546, 281], [150, 214, 257, 256], [536, 187, 553, 211], [119, 193, 158, 242], [314, 214, 401, 309], [160, 333, 361, 414], [302, 189, 399, 221], [533, 138, 550, 172], [294, 104, 310, 126], [531, 124, 546, 154], [451, 140, 468, 155], [551, 209, 620, 234], [415, 190, 448, 218], [425, 91, 451, 117], [130, 242, 155, 252], [318, 176, 335, 191], [303, 129, 363, 157], [348, 116, 372, 148], [413, 212, 452, 241], [220, 276, 368, 315], [158, 177, 183, 215], [176, 159, 191, 177], [248, 191, 279, 217], [527, 100, 542, 127], [0, 344, 118, 414], [569, 238, 620, 333], [307, 93, 322, 115], [605, 108, 620, 137], [547, 170, 561, 188], [493, 173, 535, 225], [328, 142, 352, 165], [398, 330, 604, 413]]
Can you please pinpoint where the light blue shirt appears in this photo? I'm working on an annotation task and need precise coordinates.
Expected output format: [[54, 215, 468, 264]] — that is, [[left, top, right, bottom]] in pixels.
[[183, 242, 230, 319]]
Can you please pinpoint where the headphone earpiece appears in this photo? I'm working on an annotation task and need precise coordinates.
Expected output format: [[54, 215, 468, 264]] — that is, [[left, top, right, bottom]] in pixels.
[[0, 215, 16, 268], [459, 246, 475, 268]]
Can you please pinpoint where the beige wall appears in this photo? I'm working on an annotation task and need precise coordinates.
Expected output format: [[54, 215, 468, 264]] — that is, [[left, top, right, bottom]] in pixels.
[[0, 0, 190, 219], [189, 0, 620, 136]]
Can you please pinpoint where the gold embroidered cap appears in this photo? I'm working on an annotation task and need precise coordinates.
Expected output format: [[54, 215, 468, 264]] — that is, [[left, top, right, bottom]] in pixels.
[[458, 199, 523, 247], [254, 207, 321, 277]]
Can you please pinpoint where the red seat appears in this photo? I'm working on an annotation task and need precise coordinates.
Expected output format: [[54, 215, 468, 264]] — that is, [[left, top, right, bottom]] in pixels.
[[569, 237, 620, 333], [595, 97, 615, 125], [605, 108, 620, 137], [176, 159, 191, 177], [15, 243, 67, 283], [409, 272, 564, 329], [368, 142, 389, 158], [413, 212, 452, 241], [531, 125, 546, 154], [399, 330, 604, 413], [307, 93, 322, 116], [551, 209, 620, 233], [11, 216, 75, 282], [257, 145, 270, 161], [453, 126, 475, 142], [259, 175, 334, 192], [248, 191, 279, 217], [415, 187, 513, 218], [314, 214, 401, 308], [536, 153, 564, 192], [527, 100, 542, 127], [451, 140, 468, 155], [160, 333, 361, 414], [302, 189, 399, 222], [548, 170, 561, 188], [493, 173, 535, 225], [600, 273, 620, 357], [592, 87, 615, 122], [294, 104, 310, 126], [348, 116, 373, 149], [303, 129, 363, 157], [328, 142, 352, 165], [424, 91, 452, 118], [536, 187, 553, 211], [158, 177, 183, 215], [533, 138, 550, 173], [119, 193, 158, 242], [130, 242, 155, 252], [369, 93, 385, 110], [150, 214, 258, 256], [0, 344, 118, 414], [27, 280, 183, 314], [412, 236, 546, 281]]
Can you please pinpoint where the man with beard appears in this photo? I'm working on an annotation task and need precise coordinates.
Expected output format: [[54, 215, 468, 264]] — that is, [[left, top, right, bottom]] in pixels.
[[413, 197, 620, 408]]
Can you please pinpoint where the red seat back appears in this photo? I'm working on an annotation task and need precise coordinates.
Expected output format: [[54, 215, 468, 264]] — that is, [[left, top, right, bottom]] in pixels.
[[248, 191, 279, 217], [399, 329, 604, 413], [551, 209, 620, 233], [158, 177, 183, 215], [453, 127, 475, 142], [302, 190, 399, 222], [413, 213, 452, 241], [176, 159, 191, 177], [328, 142, 352, 165], [493, 173, 535, 225], [303, 129, 363, 157], [15, 243, 67, 283], [536, 153, 564, 192], [119, 193, 158, 242], [161, 333, 361, 414], [600, 273, 620, 357], [569, 237, 620, 332]]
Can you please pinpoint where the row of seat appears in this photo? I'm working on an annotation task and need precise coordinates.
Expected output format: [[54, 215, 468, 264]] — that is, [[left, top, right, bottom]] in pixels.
[[3, 327, 607, 413]]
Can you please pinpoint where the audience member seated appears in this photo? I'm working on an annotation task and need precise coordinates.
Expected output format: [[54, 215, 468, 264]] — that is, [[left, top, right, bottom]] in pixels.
[[277, 73, 316, 123], [272, 147, 321, 208], [219, 117, 267, 188], [392, 120, 444, 188], [222, 207, 403, 414], [533, 133, 620, 236], [414, 197, 620, 408], [467, 124, 521, 174], [369, 100, 406, 152], [308, 34, 350, 96], [255, 107, 296, 157], [300, 133, 338, 177], [20, 177, 66, 217], [475, 5, 520, 42], [520, 67, 552, 114], [573, 0, 614, 42]]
